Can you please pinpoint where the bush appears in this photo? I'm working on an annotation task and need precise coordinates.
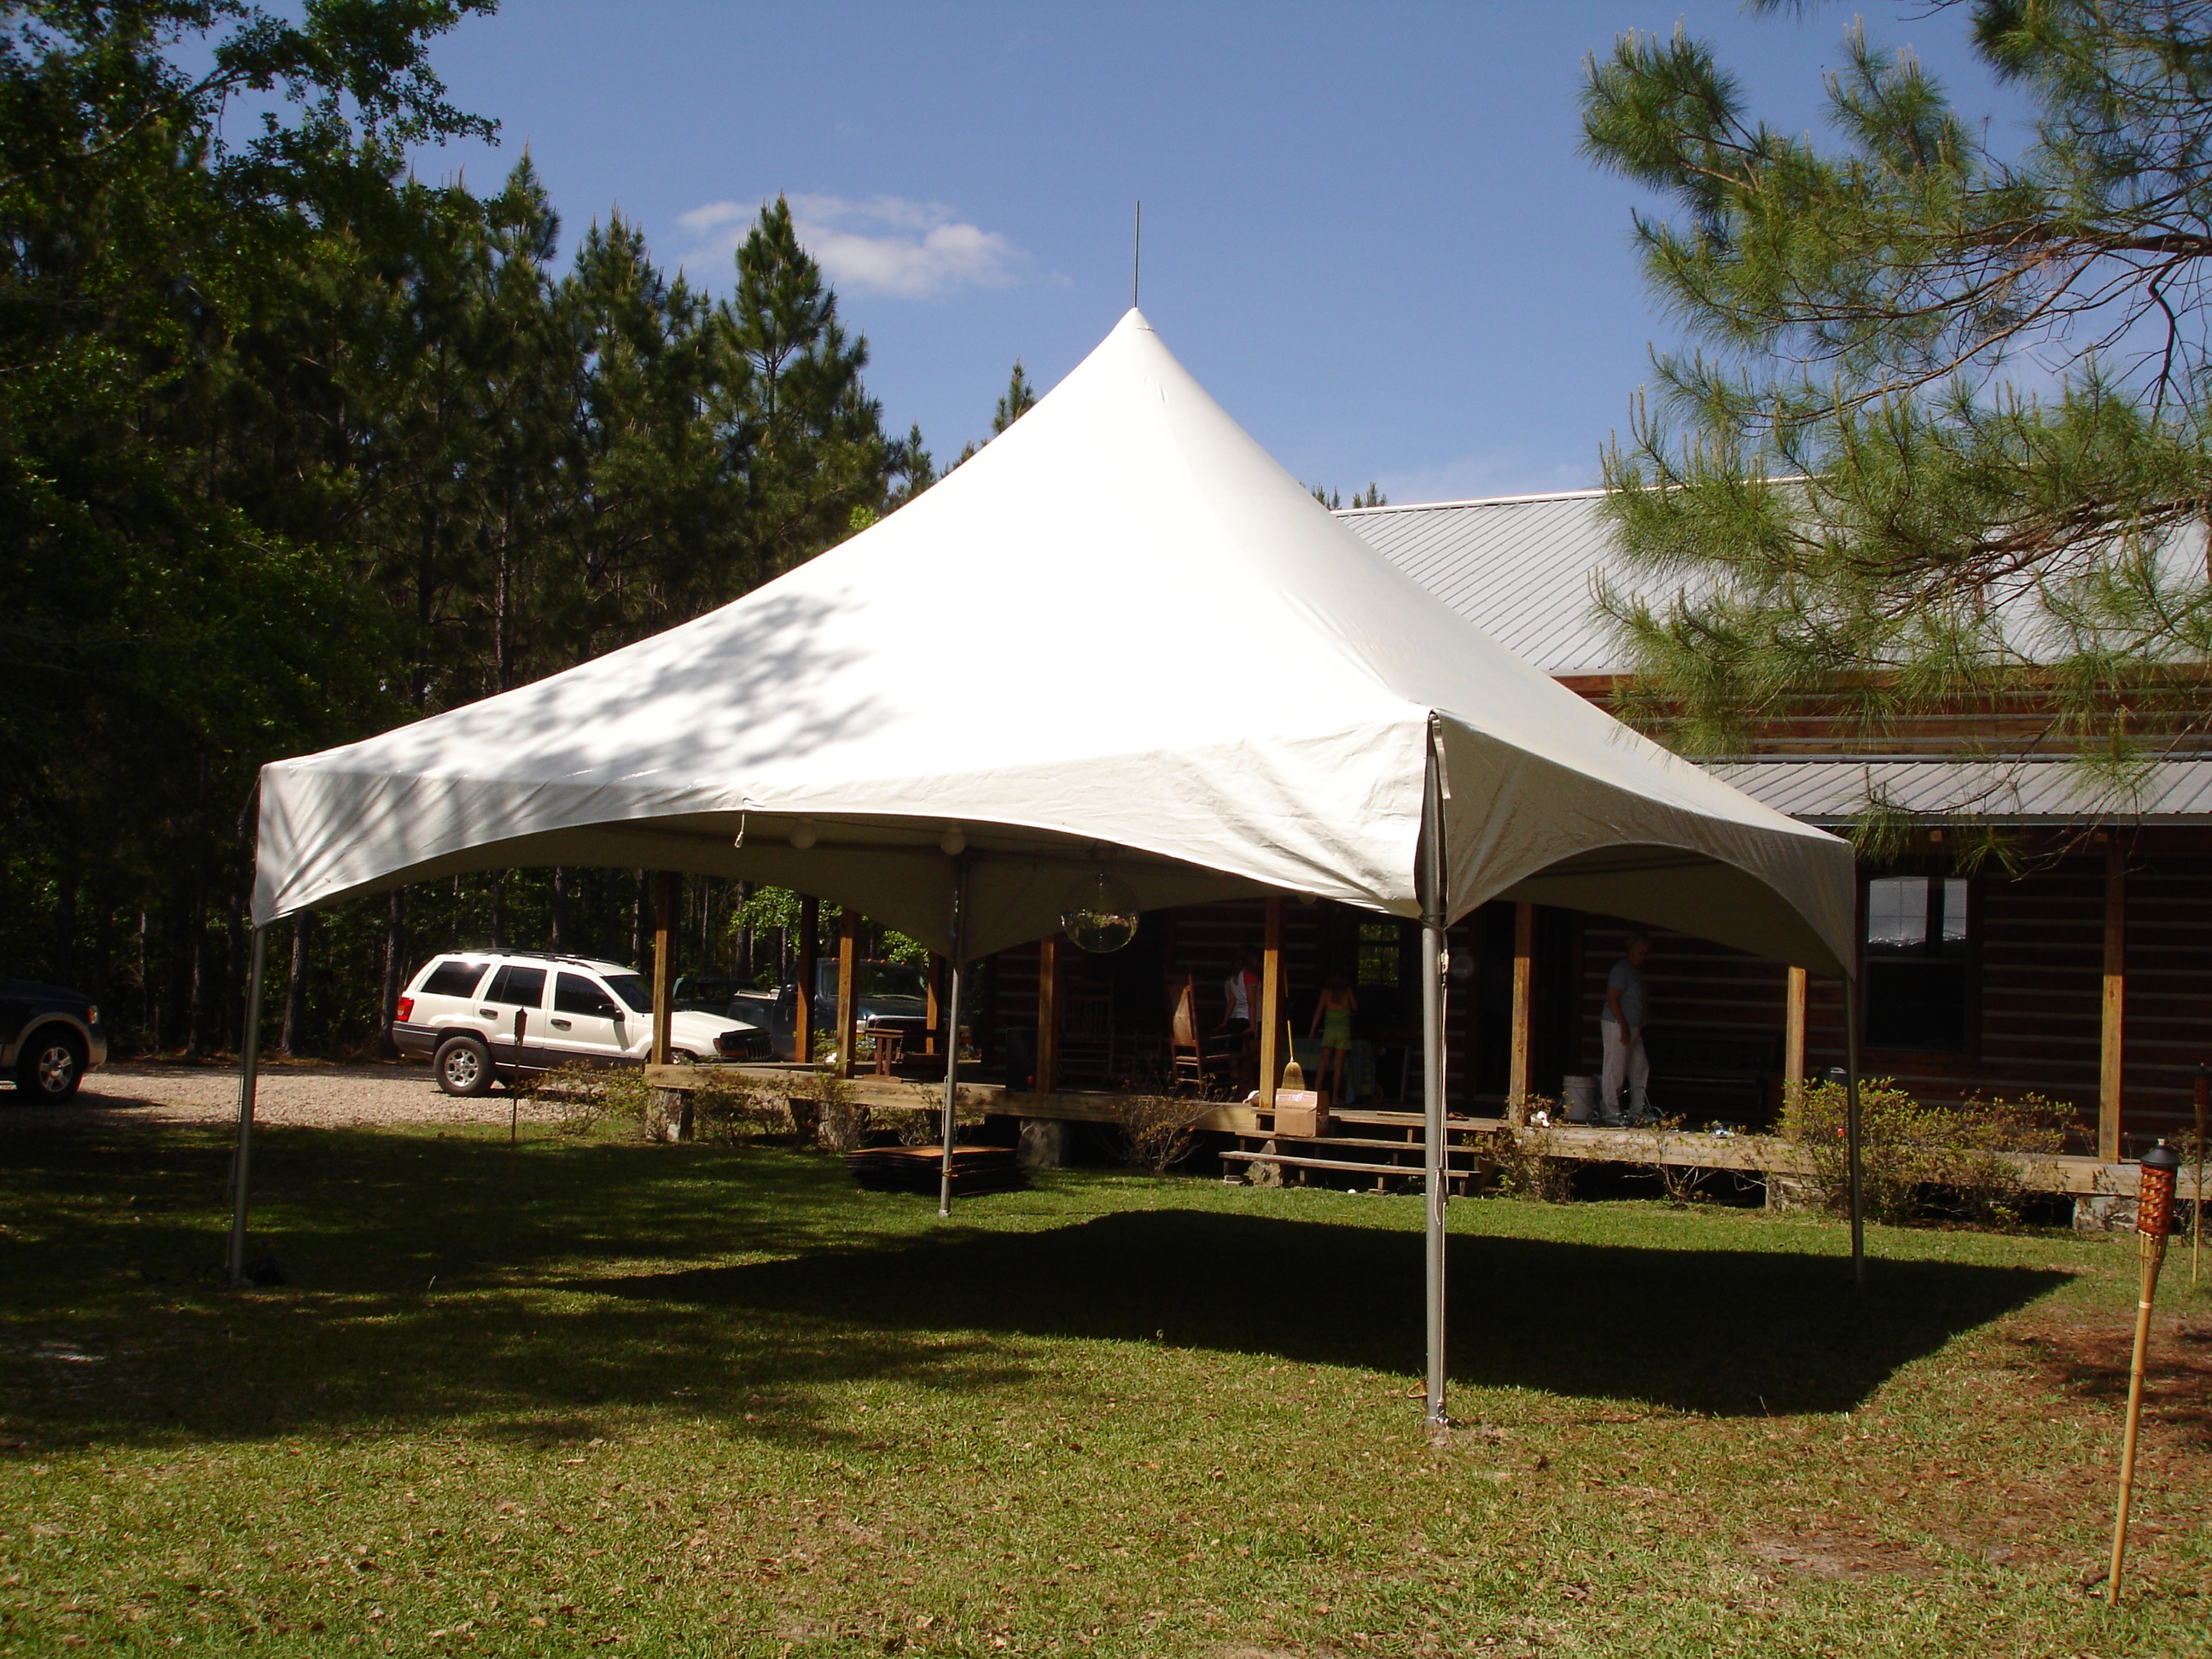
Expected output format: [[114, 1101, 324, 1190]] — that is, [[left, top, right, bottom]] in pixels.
[[1781, 1078, 2070, 1227], [1112, 1090, 1212, 1175], [527, 1062, 654, 1138], [684, 1068, 785, 1145], [1489, 1100, 1575, 1202]]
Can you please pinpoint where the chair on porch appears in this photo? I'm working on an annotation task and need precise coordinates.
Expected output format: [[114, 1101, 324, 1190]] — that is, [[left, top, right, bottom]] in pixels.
[[1057, 986, 1115, 1086], [1168, 974, 1243, 1096]]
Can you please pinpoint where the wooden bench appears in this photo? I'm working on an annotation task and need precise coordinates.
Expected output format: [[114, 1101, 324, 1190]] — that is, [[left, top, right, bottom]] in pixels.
[[1642, 1027, 1782, 1125]]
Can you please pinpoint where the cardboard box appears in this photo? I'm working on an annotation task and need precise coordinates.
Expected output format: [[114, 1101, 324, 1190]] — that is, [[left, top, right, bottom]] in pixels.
[[1271, 1089, 1330, 1138]]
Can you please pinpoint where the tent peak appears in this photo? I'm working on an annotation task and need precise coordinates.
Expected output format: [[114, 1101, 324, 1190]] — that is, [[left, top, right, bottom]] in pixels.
[[1114, 306, 1155, 335]]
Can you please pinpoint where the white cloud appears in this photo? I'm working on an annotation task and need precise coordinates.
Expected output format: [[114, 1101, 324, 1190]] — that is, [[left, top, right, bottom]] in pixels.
[[677, 195, 1024, 298]]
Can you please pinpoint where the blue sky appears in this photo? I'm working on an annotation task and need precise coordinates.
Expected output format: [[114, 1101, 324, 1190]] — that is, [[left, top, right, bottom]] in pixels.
[[413, 3, 2021, 504]]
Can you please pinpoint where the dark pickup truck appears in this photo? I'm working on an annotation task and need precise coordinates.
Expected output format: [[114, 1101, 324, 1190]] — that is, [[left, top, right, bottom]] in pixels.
[[2, 980, 108, 1102], [713, 958, 933, 1062]]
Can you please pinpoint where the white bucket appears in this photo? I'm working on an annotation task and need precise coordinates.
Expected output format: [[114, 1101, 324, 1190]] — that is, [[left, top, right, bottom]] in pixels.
[[1562, 1075, 1598, 1124]]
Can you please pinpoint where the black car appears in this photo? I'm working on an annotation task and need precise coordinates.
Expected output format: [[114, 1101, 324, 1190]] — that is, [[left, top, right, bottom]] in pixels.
[[1, 980, 108, 1102]]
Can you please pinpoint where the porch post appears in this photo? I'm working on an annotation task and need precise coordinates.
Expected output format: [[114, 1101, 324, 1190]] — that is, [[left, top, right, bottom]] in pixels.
[[1035, 934, 1059, 1092], [1507, 902, 1534, 1126], [1420, 730, 1450, 1438], [650, 871, 678, 1066], [835, 907, 860, 1079], [2101, 840, 2127, 1164], [939, 860, 971, 1218], [795, 897, 818, 1064], [1259, 895, 1284, 1107], [1783, 966, 1808, 1112], [225, 924, 271, 1286], [925, 956, 942, 1056]]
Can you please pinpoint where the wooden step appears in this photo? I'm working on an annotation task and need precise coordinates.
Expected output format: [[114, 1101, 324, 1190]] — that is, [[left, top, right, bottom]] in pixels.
[[1221, 1150, 1468, 1179], [1236, 1132, 1484, 1156], [1327, 1108, 1505, 1132]]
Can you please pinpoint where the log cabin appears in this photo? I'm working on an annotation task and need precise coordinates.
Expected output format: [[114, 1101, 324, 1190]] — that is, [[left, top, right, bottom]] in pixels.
[[959, 487, 2209, 1164]]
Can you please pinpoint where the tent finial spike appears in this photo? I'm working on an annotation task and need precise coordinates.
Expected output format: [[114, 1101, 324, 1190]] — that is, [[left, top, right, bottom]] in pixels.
[[1132, 200, 1140, 310]]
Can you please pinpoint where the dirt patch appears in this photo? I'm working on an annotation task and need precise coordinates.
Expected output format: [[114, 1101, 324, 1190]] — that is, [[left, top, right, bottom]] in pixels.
[[1743, 1525, 1936, 1580], [2002, 1303, 2212, 1451]]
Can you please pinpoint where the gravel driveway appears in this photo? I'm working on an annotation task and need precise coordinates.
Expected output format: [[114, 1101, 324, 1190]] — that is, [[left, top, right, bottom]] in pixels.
[[0, 1062, 559, 1131]]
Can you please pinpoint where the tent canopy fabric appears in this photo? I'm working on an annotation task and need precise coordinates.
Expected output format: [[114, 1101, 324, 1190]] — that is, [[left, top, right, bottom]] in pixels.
[[254, 311, 1858, 975]]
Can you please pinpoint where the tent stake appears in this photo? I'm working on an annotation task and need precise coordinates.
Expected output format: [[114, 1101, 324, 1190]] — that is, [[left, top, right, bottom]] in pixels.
[[1842, 975, 1866, 1286], [1419, 730, 1449, 1440], [939, 860, 970, 1219], [226, 924, 271, 1286]]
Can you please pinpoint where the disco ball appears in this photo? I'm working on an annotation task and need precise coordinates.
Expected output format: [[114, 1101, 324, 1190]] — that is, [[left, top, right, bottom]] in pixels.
[[1060, 870, 1140, 954]]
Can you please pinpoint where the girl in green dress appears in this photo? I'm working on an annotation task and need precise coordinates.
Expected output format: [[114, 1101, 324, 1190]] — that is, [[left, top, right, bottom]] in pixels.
[[1310, 971, 1357, 1103]]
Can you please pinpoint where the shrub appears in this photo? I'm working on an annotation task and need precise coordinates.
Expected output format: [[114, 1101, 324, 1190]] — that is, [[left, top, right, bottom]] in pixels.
[[1112, 1090, 1212, 1175], [527, 1062, 653, 1138], [1489, 1101, 1575, 1202], [1781, 1078, 2070, 1227], [684, 1068, 784, 1145]]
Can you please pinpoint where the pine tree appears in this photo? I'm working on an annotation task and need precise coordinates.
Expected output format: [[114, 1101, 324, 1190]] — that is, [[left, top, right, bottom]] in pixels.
[[992, 359, 1039, 434], [721, 196, 894, 579], [1579, 1, 2212, 811]]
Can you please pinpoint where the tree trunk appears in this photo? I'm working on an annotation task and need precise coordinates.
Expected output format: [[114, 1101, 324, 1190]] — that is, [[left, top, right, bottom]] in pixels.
[[222, 891, 243, 1053], [377, 888, 406, 1059], [631, 870, 646, 970], [52, 871, 77, 987], [183, 886, 207, 1058], [550, 866, 569, 952], [137, 909, 153, 1054], [282, 911, 313, 1057], [490, 870, 505, 952]]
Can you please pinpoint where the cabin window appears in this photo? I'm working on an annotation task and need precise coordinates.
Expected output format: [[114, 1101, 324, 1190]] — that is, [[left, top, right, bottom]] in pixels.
[[1357, 921, 1403, 991], [1861, 876, 1971, 1051]]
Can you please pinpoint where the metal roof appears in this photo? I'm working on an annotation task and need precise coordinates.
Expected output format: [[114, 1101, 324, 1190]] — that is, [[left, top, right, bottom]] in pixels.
[[1704, 757, 2212, 824], [1337, 490, 1635, 676], [1338, 490, 2207, 679], [1337, 492, 2212, 824]]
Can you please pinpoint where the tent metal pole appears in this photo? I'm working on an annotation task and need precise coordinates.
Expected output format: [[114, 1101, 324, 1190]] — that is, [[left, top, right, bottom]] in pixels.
[[226, 924, 271, 1286], [938, 860, 969, 1219], [1842, 973, 1866, 1286], [1420, 733, 1449, 1438]]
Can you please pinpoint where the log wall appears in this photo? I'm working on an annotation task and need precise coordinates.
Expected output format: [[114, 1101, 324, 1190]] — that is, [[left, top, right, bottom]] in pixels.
[[972, 834, 2207, 1150]]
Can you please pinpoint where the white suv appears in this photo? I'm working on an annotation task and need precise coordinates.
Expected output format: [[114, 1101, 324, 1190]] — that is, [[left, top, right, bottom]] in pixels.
[[392, 952, 771, 1097]]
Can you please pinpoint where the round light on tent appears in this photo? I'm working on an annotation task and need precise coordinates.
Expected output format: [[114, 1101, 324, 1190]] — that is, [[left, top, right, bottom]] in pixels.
[[789, 820, 818, 850], [1060, 871, 1140, 954], [940, 827, 967, 857]]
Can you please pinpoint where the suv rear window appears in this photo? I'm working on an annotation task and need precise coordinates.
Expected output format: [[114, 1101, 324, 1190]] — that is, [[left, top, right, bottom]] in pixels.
[[484, 964, 547, 1008], [420, 960, 490, 998]]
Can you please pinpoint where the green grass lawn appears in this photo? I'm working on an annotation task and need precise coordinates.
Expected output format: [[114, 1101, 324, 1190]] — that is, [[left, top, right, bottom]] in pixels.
[[2, 1116, 2206, 1657]]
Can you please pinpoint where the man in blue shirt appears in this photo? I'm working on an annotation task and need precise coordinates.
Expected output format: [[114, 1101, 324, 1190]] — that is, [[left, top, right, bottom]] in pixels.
[[1600, 936, 1652, 1126]]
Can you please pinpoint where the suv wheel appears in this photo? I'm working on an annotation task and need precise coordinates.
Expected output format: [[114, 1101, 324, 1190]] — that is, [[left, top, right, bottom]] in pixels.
[[434, 1033, 495, 1097], [17, 1027, 85, 1102]]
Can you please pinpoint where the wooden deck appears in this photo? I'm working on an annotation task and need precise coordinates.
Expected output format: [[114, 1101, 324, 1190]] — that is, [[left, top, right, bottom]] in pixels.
[[643, 1064, 2201, 1202]]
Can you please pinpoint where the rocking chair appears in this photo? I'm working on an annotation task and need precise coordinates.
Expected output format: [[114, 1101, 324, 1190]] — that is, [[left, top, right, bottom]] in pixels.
[[1168, 974, 1243, 1097]]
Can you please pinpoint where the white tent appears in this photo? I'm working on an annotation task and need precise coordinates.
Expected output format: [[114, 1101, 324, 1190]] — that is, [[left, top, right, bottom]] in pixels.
[[236, 311, 1866, 1426], [254, 311, 1853, 971]]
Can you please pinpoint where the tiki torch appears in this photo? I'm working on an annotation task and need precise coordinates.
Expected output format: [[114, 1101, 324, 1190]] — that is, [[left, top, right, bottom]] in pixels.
[[2193, 1064, 2208, 1287], [2107, 1139, 2181, 1602]]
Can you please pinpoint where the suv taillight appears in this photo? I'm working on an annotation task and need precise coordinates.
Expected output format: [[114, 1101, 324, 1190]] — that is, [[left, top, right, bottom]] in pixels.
[[394, 997, 415, 1023]]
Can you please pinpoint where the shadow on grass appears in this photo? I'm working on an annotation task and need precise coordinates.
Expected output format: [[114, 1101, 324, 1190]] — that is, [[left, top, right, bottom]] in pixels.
[[0, 1122, 2067, 1448], [595, 1209, 2067, 1417]]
